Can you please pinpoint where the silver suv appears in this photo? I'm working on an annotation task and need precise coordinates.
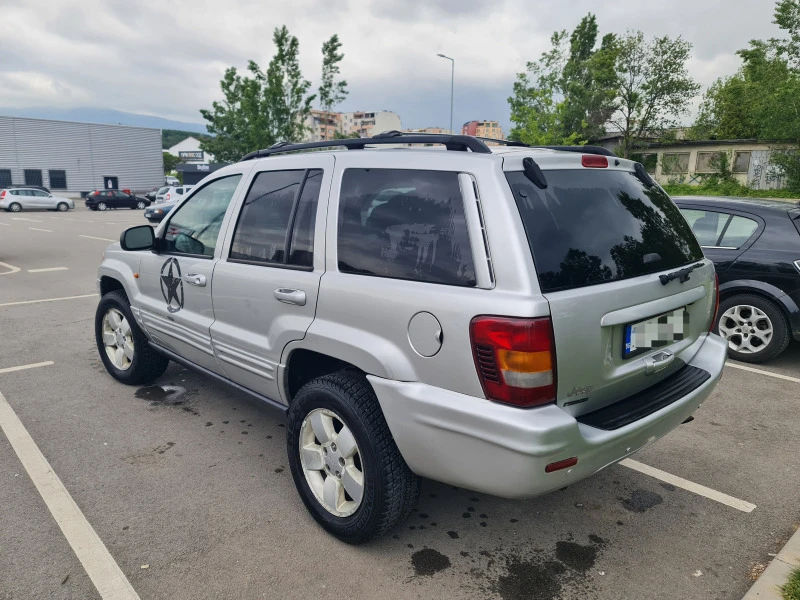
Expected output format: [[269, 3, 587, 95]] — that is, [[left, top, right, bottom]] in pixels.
[[94, 132, 727, 543]]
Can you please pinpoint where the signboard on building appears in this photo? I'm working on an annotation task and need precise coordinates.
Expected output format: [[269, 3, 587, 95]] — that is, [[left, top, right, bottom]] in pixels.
[[179, 151, 204, 161]]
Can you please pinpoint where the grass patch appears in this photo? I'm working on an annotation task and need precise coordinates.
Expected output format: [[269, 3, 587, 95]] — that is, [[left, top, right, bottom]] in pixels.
[[782, 566, 800, 600], [662, 182, 800, 200]]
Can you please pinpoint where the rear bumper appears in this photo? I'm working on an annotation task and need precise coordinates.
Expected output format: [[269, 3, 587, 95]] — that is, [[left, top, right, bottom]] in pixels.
[[371, 333, 727, 499]]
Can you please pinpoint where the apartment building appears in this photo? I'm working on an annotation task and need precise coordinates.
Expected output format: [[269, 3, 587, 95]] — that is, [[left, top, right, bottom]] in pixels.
[[461, 120, 506, 140], [304, 110, 402, 142]]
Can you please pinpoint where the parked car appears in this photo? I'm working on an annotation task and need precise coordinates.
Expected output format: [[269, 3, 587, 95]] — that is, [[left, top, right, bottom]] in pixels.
[[85, 190, 151, 211], [0, 187, 74, 212], [675, 196, 800, 362], [165, 175, 180, 186], [143, 202, 176, 223], [144, 187, 165, 202], [5, 184, 51, 194], [94, 133, 726, 543], [155, 185, 193, 204]]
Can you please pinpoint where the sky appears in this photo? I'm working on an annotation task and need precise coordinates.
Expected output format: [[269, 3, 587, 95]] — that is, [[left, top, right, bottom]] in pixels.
[[0, 0, 784, 133]]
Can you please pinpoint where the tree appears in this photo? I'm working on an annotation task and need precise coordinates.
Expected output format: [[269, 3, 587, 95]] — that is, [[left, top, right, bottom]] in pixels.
[[163, 152, 181, 174], [319, 34, 348, 113], [199, 26, 319, 163], [609, 32, 700, 158]]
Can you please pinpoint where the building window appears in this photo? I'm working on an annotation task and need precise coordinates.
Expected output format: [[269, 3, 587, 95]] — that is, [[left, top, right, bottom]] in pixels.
[[733, 151, 751, 173], [696, 151, 725, 173], [49, 170, 67, 189], [0, 169, 11, 188], [24, 169, 43, 187], [661, 153, 690, 174]]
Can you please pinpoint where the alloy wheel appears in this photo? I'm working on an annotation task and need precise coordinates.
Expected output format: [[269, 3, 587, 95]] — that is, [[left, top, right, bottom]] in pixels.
[[137, 201, 146, 209], [101, 308, 134, 370], [98, 202, 107, 211], [299, 408, 364, 517], [10, 203, 21, 212], [718, 304, 773, 354]]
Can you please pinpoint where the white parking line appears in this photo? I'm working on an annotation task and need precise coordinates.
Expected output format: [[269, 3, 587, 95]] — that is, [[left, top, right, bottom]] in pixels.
[[79, 235, 115, 242], [0, 261, 21, 276], [620, 458, 756, 513], [11, 217, 42, 222], [0, 222, 8, 225], [0, 293, 97, 308], [0, 361, 54, 374], [726, 361, 800, 384], [0, 390, 141, 600], [28, 227, 53, 232], [27, 267, 69, 273]]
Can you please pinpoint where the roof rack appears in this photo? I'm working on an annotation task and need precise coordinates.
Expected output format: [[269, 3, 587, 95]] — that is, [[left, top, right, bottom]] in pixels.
[[241, 130, 492, 161], [473, 138, 617, 157]]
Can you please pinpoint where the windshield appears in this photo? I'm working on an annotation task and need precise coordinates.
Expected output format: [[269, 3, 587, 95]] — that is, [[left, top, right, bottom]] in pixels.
[[505, 169, 703, 293]]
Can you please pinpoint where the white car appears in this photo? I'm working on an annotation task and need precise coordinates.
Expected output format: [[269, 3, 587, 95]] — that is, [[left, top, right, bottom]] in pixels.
[[165, 176, 180, 186], [155, 185, 193, 204], [0, 188, 75, 212]]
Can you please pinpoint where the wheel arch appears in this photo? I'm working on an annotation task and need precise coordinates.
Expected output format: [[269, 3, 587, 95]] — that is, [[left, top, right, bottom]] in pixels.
[[718, 279, 800, 342], [282, 348, 367, 404]]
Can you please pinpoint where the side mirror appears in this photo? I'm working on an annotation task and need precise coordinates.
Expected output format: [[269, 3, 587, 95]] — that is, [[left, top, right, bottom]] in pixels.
[[120, 225, 155, 251]]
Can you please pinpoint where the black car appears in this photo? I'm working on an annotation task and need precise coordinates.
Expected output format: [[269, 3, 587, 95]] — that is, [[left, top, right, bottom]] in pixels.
[[143, 202, 176, 223], [675, 196, 800, 362], [85, 190, 151, 211]]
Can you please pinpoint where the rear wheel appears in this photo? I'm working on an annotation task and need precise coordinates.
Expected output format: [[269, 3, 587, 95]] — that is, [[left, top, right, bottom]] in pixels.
[[287, 370, 420, 544], [716, 294, 790, 363], [97, 202, 107, 211], [95, 290, 169, 384], [135, 201, 146, 209], [57, 202, 69, 212], [8, 202, 21, 212]]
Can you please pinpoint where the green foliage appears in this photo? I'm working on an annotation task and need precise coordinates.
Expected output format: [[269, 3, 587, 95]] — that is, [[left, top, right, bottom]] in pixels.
[[199, 25, 320, 163], [333, 130, 360, 139], [780, 566, 800, 600], [161, 129, 210, 150], [701, 151, 736, 186], [163, 152, 181, 174], [770, 150, 800, 192], [662, 182, 800, 199], [610, 32, 700, 158], [319, 34, 348, 113]]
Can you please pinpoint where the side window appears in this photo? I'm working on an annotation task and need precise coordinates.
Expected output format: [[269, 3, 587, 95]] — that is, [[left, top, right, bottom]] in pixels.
[[33, 190, 49, 197], [719, 216, 759, 248], [229, 169, 322, 268], [337, 169, 476, 287], [176, 188, 184, 195], [680, 208, 731, 246], [162, 174, 242, 257]]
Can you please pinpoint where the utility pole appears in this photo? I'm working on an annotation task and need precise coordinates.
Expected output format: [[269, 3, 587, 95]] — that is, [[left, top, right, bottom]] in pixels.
[[436, 54, 454, 134]]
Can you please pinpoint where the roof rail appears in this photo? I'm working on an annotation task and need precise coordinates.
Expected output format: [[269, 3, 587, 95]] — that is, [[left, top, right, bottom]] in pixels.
[[538, 145, 616, 157], [241, 131, 492, 161], [473, 137, 531, 148]]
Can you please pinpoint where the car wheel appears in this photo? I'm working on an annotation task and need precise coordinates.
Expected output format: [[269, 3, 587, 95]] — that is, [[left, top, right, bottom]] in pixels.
[[97, 202, 107, 211], [287, 370, 420, 544], [95, 290, 169, 385], [8, 202, 21, 212], [716, 294, 790, 363], [136, 201, 147, 209], [57, 202, 69, 212]]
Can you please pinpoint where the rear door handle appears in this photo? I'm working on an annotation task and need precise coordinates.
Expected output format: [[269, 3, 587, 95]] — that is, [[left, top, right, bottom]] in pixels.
[[183, 273, 206, 287], [274, 288, 306, 306]]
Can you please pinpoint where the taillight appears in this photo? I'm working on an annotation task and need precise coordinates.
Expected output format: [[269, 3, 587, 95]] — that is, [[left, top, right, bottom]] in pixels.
[[709, 273, 720, 333], [166, 193, 170, 201], [0, 190, 5, 199], [582, 154, 608, 168], [470, 316, 556, 408]]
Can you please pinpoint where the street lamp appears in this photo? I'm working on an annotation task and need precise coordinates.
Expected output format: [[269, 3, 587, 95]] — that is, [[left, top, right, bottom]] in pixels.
[[436, 53, 454, 134]]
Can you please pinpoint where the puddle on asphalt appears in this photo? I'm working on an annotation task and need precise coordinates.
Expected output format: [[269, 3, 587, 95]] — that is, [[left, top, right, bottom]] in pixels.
[[135, 385, 188, 406]]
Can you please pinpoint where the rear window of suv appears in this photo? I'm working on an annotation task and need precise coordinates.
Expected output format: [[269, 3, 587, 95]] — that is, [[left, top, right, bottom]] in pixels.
[[505, 169, 703, 293]]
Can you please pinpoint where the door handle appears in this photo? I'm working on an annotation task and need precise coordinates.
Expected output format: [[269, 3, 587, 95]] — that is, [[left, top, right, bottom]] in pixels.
[[183, 273, 206, 287], [274, 288, 306, 306]]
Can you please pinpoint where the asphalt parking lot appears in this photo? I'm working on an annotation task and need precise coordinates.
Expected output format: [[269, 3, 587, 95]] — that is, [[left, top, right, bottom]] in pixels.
[[1, 207, 799, 600]]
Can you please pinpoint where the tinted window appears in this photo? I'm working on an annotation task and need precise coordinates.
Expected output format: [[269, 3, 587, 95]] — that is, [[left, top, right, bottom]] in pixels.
[[680, 209, 731, 246], [229, 169, 322, 268], [0, 169, 12, 188], [506, 169, 703, 293], [49, 170, 67, 189], [163, 175, 242, 257], [337, 169, 476, 287], [33, 190, 49, 197], [720, 215, 759, 248], [157, 187, 170, 194], [24, 169, 43, 187]]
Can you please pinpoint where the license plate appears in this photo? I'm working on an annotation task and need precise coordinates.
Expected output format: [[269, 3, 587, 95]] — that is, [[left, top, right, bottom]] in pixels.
[[623, 307, 689, 359]]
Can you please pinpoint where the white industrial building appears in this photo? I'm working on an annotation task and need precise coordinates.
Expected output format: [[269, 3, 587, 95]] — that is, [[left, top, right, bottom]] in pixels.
[[0, 116, 163, 196], [166, 136, 214, 164]]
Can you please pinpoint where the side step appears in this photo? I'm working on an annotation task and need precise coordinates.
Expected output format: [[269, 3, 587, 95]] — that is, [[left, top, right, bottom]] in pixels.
[[576, 365, 711, 431]]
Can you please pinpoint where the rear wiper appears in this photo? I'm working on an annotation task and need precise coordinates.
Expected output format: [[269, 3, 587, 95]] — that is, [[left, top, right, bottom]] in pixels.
[[659, 262, 704, 285]]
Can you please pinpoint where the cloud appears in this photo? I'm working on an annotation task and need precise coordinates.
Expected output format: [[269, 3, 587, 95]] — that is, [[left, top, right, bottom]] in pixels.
[[0, 0, 787, 131]]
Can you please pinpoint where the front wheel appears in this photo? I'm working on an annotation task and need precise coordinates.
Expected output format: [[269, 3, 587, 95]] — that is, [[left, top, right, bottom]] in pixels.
[[57, 202, 69, 212], [135, 201, 146, 209], [97, 202, 107, 211], [95, 290, 169, 384], [716, 294, 790, 363], [287, 371, 420, 544]]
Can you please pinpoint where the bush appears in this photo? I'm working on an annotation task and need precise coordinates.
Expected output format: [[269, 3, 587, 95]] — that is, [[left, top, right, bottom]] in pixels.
[[782, 567, 800, 600], [662, 182, 799, 199]]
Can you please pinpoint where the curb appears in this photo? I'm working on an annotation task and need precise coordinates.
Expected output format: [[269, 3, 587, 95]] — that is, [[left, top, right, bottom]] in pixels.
[[743, 524, 800, 599]]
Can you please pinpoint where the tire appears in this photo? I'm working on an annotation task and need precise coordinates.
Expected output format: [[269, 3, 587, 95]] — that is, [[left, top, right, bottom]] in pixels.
[[136, 201, 147, 209], [716, 294, 790, 363], [8, 202, 21, 213], [287, 370, 420, 544], [57, 202, 69, 212], [95, 290, 169, 385], [97, 202, 107, 211]]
